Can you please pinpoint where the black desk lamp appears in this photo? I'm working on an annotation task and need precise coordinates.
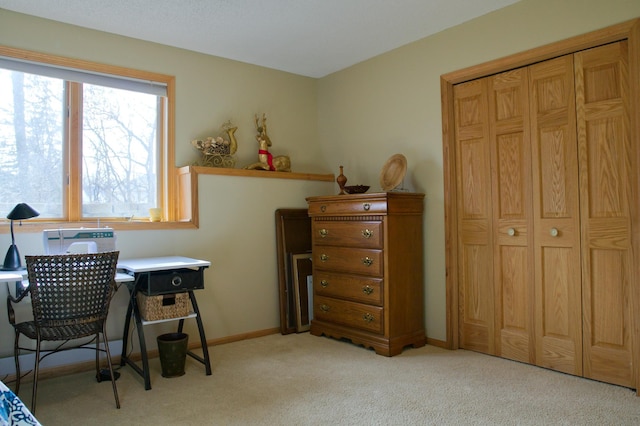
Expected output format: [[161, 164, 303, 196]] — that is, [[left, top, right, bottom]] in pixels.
[[2, 203, 39, 271]]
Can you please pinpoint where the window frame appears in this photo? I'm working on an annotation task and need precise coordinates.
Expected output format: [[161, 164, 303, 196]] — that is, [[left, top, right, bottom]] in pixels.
[[0, 45, 194, 232]]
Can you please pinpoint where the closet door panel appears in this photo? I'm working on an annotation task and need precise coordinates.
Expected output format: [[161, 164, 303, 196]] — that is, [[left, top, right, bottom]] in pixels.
[[538, 245, 582, 374], [454, 80, 495, 354], [459, 242, 493, 352], [575, 41, 634, 388], [489, 69, 534, 363], [496, 245, 531, 361], [586, 249, 631, 386], [529, 55, 582, 375]]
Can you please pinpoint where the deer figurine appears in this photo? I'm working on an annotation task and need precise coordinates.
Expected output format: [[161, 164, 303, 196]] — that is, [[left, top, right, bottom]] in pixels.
[[244, 113, 291, 172]]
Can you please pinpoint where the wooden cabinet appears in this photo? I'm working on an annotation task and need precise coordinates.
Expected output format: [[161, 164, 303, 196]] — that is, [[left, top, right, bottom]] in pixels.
[[450, 40, 637, 388], [306, 192, 425, 356]]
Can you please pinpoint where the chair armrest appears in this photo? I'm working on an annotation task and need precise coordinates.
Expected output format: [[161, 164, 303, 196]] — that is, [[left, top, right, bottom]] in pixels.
[[7, 281, 30, 303], [6, 282, 30, 325]]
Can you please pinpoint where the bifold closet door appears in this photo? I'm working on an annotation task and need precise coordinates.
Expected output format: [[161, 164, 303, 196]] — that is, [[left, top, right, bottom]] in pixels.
[[575, 41, 634, 389], [454, 69, 536, 362], [454, 68, 536, 362], [455, 56, 584, 371], [450, 23, 639, 391]]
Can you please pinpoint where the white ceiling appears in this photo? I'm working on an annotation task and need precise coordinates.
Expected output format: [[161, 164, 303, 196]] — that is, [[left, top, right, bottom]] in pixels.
[[0, 0, 519, 78]]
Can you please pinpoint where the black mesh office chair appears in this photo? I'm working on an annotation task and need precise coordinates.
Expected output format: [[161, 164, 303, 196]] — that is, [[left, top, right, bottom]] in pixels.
[[6, 251, 121, 414]]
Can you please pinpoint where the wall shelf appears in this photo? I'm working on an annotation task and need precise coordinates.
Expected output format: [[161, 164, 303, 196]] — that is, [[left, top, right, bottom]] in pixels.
[[183, 165, 335, 182], [176, 165, 335, 226]]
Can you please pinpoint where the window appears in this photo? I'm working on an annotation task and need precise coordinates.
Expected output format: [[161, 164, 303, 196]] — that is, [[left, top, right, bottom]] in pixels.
[[80, 84, 159, 219], [0, 47, 178, 225]]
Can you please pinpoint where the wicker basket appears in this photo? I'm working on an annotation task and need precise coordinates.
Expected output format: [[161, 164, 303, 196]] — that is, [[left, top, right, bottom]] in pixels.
[[137, 292, 190, 321]]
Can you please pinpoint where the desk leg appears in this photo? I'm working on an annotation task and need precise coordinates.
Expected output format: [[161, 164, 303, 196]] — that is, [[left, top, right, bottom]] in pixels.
[[133, 294, 152, 390], [120, 294, 133, 365], [120, 290, 153, 390], [185, 291, 212, 375]]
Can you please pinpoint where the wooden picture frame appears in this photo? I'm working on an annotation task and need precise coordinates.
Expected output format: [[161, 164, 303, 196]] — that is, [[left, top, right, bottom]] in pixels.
[[292, 253, 313, 332], [275, 209, 311, 334]]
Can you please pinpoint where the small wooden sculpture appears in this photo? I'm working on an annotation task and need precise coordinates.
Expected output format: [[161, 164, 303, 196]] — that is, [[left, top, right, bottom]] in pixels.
[[244, 113, 291, 172], [337, 165, 347, 194]]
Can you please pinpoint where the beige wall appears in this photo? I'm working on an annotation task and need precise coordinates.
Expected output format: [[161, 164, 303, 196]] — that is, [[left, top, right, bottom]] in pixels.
[[0, 0, 639, 363], [0, 9, 333, 360], [317, 0, 640, 341]]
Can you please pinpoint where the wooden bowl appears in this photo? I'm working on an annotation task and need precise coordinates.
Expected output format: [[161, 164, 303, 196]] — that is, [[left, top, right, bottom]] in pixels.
[[343, 185, 370, 194]]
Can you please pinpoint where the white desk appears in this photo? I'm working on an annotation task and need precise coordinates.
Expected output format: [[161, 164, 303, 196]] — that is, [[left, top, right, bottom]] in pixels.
[[0, 271, 25, 299], [2, 257, 210, 391], [117, 256, 210, 273], [1, 269, 133, 301], [0, 269, 133, 298], [118, 256, 211, 390], [0, 271, 23, 282], [0, 269, 134, 284]]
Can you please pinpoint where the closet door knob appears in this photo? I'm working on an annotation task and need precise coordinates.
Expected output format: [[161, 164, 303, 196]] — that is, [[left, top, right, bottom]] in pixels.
[[507, 228, 516, 236], [550, 227, 559, 237]]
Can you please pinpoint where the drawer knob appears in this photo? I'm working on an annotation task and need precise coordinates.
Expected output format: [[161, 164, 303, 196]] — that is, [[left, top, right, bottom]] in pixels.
[[320, 205, 327, 212], [363, 203, 371, 211], [362, 285, 374, 295], [171, 274, 183, 287], [362, 229, 373, 239], [320, 304, 330, 312], [320, 280, 329, 288], [362, 257, 373, 267], [319, 228, 328, 237], [320, 254, 329, 262], [363, 313, 375, 323]]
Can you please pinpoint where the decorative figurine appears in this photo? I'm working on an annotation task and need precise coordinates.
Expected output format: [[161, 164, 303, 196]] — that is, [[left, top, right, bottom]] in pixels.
[[191, 120, 238, 168], [337, 165, 347, 194], [244, 113, 291, 172]]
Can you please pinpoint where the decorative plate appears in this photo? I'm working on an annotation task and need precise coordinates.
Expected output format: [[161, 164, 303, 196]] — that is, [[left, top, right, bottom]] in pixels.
[[379, 154, 407, 191]]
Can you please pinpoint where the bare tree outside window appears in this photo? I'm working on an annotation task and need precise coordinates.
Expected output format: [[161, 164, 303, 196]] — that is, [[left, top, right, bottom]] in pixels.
[[0, 69, 160, 220], [0, 70, 64, 217], [82, 84, 158, 218]]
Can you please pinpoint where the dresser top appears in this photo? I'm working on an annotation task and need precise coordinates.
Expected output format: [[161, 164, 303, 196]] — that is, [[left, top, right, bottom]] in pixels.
[[306, 191, 424, 216], [306, 191, 424, 203]]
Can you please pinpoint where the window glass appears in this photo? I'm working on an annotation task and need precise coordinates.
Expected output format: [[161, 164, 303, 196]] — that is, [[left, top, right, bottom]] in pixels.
[[0, 69, 64, 217], [82, 84, 158, 218], [0, 68, 163, 220]]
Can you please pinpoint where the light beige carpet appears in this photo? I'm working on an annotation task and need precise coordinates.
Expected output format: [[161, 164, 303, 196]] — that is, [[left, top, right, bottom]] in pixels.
[[22, 333, 640, 425]]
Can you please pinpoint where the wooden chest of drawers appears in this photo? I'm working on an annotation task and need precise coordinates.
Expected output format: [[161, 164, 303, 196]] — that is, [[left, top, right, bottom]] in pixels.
[[306, 192, 425, 356]]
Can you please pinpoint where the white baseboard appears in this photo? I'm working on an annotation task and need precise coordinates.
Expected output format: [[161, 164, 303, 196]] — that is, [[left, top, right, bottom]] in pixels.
[[0, 340, 123, 377]]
